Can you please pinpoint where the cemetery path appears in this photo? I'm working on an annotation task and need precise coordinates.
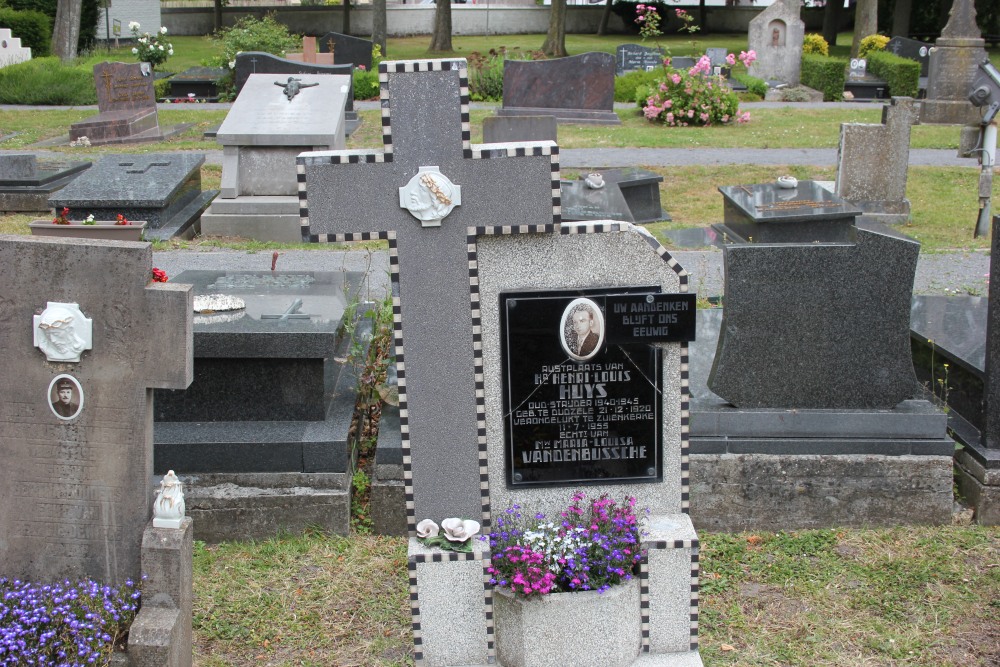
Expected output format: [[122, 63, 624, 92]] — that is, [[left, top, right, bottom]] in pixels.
[[152, 247, 990, 298]]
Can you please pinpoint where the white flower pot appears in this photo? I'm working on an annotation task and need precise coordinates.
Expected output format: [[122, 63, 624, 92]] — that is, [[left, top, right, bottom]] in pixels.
[[493, 576, 641, 667]]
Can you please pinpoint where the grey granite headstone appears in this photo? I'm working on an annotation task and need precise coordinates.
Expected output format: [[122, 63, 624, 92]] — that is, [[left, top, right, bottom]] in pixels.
[[482, 115, 557, 144], [836, 96, 918, 223], [0, 234, 192, 585], [201, 73, 349, 242], [747, 0, 805, 85], [233, 52, 358, 135], [920, 0, 988, 124], [49, 153, 217, 240], [499, 52, 620, 125], [300, 58, 702, 666], [708, 218, 920, 409], [70, 62, 162, 146], [299, 59, 559, 526], [317, 31, 373, 70]]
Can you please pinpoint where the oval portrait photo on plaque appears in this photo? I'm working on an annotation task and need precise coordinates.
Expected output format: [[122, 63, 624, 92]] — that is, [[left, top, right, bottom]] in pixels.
[[559, 297, 605, 362], [48, 374, 83, 421]]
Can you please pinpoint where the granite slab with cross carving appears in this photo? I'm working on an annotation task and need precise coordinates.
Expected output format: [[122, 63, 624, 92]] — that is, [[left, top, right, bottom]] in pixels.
[[0, 234, 193, 586], [48, 153, 218, 240]]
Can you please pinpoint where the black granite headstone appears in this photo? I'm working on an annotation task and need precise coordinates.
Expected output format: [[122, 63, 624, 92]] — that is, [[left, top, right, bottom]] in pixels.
[[167, 66, 228, 101], [317, 31, 373, 70], [886, 36, 932, 76], [615, 43, 666, 75], [561, 168, 670, 224], [500, 52, 620, 124], [500, 287, 669, 487], [986, 215, 999, 449]]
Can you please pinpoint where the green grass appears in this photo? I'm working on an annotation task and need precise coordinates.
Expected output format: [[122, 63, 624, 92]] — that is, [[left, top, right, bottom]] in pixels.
[[190, 525, 1000, 667]]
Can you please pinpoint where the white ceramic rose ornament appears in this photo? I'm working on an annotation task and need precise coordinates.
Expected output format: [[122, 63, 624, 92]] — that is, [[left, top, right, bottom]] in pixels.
[[416, 517, 480, 552]]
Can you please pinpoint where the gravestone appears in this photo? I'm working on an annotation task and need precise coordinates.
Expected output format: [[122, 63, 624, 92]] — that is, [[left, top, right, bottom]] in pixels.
[[153, 269, 367, 541], [70, 62, 163, 145], [299, 58, 702, 665], [886, 36, 932, 77], [318, 31, 373, 70], [615, 43, 666, 75], [685, 182, 954, 530], [482, 115, 557, 144], [0, 152, 90, 212], [836, 96, 918, 223], [951, 214, 1000, 523], [234, 52, 359, 135], [0, 234, 195, 665], [920, 0, 988, 124], [200, 73, 349, 243], [499, 52, 620, 125], [48, 153, 217, 240], [287, 36, 334, 65], [747, 0, 805, 86], [168, 66, 227, 101], [843, 57, 889, 101], [561, 168, 670, 225], [0, 28, 32, 68]]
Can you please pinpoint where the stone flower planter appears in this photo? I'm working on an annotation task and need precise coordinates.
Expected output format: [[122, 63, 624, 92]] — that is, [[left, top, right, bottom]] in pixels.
[[29, 220, 147, 241], [493, 577, 641, 667]]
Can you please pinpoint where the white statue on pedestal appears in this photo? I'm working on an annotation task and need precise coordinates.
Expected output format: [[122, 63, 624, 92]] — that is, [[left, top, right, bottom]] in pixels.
[[153, 470, 186, 529]]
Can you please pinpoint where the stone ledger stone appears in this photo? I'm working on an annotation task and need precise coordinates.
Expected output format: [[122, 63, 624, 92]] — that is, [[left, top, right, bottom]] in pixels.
[[70, 62, 163, 145], [499, 52, 621, 125], [482, 115, 557, 144], [0, 153, 90, 212], [48, 153, 217, 240], [836, 96, 918, 223], [747, 0, 805, 85]]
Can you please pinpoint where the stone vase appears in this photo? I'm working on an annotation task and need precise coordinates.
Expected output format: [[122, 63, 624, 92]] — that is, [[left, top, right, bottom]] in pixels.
[[493, 577, 641, 667], [29, 221, 147, 241]]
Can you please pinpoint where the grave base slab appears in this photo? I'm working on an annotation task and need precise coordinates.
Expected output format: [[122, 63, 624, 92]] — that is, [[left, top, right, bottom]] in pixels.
[[497, 106, 621, 125], [689, 453, 954, 531], [955, 448, 1000, 525], [178, 472, 351, 543], [199, 195, 302, 243]]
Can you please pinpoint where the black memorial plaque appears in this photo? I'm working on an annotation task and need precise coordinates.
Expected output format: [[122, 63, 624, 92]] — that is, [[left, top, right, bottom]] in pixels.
[[501, 287, 678, 488]]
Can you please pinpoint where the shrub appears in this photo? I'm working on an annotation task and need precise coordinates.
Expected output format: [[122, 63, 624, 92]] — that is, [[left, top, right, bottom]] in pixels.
[[800, 53, 848, 102], [0, 7, 51, 57], [7, 0, 98, 52], [128, 22, 172, 71], [209, 14, 300, 71], [0, 57, 96, 104], [802, 33, 829, 56], [733, 72, 767, 98], [153, 77, 171, 100], [353, 66, 378, 100], [640, 53, 752, 126], [867, 50, 920, 98], [857, 34, 889, 60], [466, 47, 543, 102], [615, 68, 661, 103]]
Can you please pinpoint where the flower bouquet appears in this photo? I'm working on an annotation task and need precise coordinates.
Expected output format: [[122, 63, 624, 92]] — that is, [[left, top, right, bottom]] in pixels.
[[483, 492, 644, 598]]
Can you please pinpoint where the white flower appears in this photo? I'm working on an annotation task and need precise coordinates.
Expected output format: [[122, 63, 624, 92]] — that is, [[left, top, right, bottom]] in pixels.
[[228, 60, 236, 69], [128, 21, 140, 31], [158, 45, 164, 51], [416, 519, 439, 539], [131, 47, 138, 54], [160, 26, 168, 34], [441, 518, 480, 542], [168, 49, 173, 56], [85, 214, 95, 222]]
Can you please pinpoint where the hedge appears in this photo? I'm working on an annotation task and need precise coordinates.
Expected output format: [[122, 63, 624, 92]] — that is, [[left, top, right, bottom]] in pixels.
[[801, 53, 848, 102], [0, 7, 51, 57], [6, 0, 99, 53], [867, 50, 920, 99]]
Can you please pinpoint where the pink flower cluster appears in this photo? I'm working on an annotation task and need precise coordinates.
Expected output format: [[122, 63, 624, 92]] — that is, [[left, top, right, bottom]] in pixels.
[[641, 49, 753, 127]]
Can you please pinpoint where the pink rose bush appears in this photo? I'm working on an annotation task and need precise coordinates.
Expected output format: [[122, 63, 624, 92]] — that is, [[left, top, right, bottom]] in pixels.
[[641, 49, 756, 127]]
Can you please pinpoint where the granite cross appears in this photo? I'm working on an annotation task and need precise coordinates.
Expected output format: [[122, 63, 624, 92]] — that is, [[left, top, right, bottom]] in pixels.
[[0, 236, 192, 585], [298, 59, 560, 528]]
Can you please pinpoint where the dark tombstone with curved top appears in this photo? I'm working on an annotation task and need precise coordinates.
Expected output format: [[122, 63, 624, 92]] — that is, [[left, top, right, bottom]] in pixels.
[[499, 52, 620, 125]]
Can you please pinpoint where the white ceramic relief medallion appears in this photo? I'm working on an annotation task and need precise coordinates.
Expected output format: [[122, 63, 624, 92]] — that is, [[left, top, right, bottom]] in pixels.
[[399, 166, 462, 227], [33, 302, 93, 363]]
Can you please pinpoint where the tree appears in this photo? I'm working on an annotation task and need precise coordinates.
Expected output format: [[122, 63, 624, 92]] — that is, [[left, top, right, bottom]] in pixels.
[[52, 0, 82, 60], [213, 0, 225, 32], [891, 0, 913, 38], [821, 0, 843, 47], [597, 0, 614, 36], [429, 0, 452, 52], [372, 0, 387, 56], [541, 0, 568, 57], [851, 0, 878, 57], [343, 0, 351, 37]]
